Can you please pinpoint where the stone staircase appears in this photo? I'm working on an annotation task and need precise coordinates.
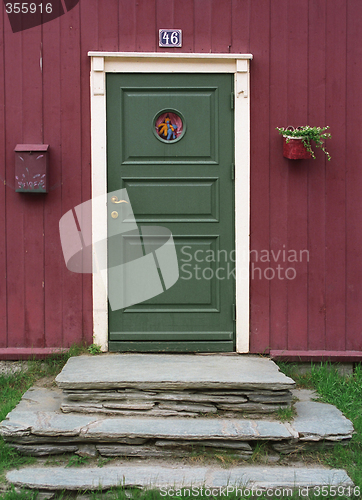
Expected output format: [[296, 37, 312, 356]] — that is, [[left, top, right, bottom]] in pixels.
[[57, 354, 295, 417], [0, 354, 355, 494]]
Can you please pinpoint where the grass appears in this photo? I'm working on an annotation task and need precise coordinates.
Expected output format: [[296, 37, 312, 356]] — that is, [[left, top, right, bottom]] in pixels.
[[65, 455, 89, 468], [276, 405, 295, 422], [276, 362, 362, 493], [0, 343, 89, 484], [0, 357, 361, 499]]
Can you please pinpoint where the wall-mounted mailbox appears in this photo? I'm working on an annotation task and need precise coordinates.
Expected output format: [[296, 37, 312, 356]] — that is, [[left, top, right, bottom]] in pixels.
[[15, 144, 49, 193]]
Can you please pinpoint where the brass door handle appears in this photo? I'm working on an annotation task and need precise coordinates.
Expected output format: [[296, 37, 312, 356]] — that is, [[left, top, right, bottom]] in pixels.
[[111, 196, 128, 204]]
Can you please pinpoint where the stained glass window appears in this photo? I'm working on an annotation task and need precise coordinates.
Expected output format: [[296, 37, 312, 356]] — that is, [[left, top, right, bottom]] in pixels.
[[155, 111, 184, 142]]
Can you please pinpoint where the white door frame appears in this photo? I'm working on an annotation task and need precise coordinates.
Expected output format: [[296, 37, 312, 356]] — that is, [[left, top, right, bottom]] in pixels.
[[88, 51, 252, 353]]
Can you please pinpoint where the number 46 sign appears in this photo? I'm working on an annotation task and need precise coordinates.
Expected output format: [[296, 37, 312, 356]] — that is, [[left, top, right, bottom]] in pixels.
[[159, 29, 182, 48]]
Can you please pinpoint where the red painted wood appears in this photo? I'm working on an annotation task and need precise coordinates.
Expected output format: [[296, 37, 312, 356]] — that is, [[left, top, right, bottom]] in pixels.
[[211, 0, 232, 53], [119, 0, 136, 51], [135, 0, 157, 52], [43, 16, 64, 347], [345, 0, 362, 351], [0, 348, 68, 360], [285, 1, 309, 352], [98, 0, 118, 52], [80, 0, 98, 345], [306, 0, 327, 351], [248, 0, 271, 353], [324, 0, 347, 352], [231, 0, 250, 53], [156, 0, 173, 53], [60, 7, 83, 347], [194, 0, 211, 53], [270, 350, 362, 362], [0, 5, 6, 348], [269, 0, 288, 352], [4, 12, 25, 348], [22, 26, 45, 347], [173, 0, 194, 52]]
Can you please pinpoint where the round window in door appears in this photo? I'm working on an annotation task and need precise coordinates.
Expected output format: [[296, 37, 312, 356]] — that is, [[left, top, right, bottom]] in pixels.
[[154, 110, 185, 143]]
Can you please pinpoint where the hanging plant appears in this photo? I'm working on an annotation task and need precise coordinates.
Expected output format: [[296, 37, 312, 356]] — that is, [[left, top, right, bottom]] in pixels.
[[276, 126, 332, 161]]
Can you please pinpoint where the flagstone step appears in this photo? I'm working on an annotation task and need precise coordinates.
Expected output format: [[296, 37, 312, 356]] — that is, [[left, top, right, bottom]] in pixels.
[[56, 354, 295, 391], [6, 465, 354, 492], [0, 387, 353, 458], [55, 354, 295, 417]]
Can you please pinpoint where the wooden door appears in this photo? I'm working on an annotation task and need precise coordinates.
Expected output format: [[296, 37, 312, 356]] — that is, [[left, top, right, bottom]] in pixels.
[[106, 73, 235, 352]]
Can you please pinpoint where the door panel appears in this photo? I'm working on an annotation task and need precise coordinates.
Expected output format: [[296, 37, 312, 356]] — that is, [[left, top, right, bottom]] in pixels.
[[106, 73, 235, 352], [120, 88, 218, 164], [122, 178, 219, 223]]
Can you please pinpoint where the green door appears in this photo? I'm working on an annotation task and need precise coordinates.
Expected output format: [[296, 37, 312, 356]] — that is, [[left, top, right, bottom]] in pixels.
[[106, 73, 235, 352]]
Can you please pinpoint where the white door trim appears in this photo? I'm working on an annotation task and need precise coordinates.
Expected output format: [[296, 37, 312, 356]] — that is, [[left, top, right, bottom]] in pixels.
[[89, 51, 252, 353]]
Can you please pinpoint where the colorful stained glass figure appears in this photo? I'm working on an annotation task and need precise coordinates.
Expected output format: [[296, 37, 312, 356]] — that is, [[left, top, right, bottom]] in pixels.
[[155, 112, 183, 141]]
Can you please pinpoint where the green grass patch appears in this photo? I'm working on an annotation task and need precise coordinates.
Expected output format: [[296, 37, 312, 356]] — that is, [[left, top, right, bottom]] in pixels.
[[276, 405, 295, 422], [277, 362, 362, 498], [0, 343, 89, 488]]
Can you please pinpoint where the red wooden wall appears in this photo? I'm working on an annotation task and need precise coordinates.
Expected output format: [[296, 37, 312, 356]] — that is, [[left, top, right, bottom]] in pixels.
[[0, 0, 361, 359]]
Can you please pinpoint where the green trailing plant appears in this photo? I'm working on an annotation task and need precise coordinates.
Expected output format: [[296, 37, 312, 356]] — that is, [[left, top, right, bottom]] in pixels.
[[276, 125, 332, 161], [66, 455, 89, 468], [88, 343, 102, 355]]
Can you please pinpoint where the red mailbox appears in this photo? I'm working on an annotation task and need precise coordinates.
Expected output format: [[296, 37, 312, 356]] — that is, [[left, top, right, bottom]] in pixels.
[[14, 144, 49, 193]]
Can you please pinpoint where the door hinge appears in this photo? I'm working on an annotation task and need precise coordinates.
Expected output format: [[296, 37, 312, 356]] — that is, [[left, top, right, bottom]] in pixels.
[[233, 303, 236, 321], [231, 163, 235, 180], [231, 92, 234, 109]]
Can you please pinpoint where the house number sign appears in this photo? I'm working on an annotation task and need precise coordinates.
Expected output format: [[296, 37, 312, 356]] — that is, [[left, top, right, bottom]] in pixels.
[[159, 29, 182, 48]]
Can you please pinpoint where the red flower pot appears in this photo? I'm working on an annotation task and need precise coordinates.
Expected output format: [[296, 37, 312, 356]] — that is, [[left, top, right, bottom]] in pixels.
[[283, 136, 312, 160]]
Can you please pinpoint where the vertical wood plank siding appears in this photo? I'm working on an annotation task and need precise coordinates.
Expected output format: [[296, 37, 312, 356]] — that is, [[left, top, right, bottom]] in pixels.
[[0, 0, 361, 356]]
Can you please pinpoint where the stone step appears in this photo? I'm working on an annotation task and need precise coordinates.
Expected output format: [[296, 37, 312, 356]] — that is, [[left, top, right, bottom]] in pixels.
[[55, 354, 295, 417], [56, 354, 295, 391], [6, 465, 354, 493], [0, 387, 354, 458]]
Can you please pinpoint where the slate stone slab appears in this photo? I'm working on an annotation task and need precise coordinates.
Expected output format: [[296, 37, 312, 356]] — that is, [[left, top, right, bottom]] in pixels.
[[61, 406, 198, 417], [211, 467, 353, 489], [247, 394, 292, 403], [217, 403, 287, 413], [291, 402, 354, 441], [61, 396, 290, 417], [76, 444, 98, 457], [154, 439, 253, 451], [1, 411, 100, 438], [157, 402, 217, 413], [64, 391, 158, 402], [82, 417, 294, 441], [96, 445, 176, 458], [55, 354, 296, 391], [6, 465, 353, 491], [102, 402, 155, 410], [10, 444, 78, 456], [64, 391, 251, 404], [272, 440, 349, 454], [1, 386, 355, 461]]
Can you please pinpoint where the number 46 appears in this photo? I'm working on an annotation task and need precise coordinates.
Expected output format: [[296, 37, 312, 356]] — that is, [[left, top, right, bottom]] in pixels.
[[162, 31, 179, 45]]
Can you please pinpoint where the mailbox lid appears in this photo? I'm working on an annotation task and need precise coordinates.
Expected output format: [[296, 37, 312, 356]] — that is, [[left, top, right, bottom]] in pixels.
[[14, 144, 49, 152]]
